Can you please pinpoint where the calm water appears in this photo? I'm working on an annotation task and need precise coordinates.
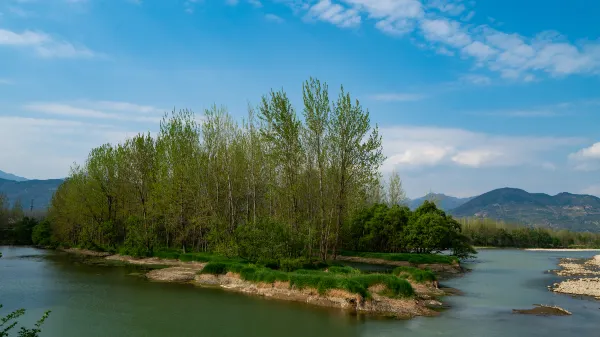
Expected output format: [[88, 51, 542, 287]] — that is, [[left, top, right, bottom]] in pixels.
[[1, 247, 599, 337]]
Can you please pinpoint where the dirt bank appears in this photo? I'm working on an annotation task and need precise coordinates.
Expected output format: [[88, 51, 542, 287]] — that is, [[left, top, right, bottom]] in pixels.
[[194, 272, 445, 319], [334, 255, 463, 275], [551, 255, 600, 299]]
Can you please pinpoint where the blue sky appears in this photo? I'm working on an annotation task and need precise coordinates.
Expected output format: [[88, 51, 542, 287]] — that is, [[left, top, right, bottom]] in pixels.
[[1, 0, 599, 198]]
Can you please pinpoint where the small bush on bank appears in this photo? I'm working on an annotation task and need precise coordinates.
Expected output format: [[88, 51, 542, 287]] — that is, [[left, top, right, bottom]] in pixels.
[[392, 266, 436, 283]]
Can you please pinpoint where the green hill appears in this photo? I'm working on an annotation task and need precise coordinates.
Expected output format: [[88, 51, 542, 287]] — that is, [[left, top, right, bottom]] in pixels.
[[450, 187, 600, 232]]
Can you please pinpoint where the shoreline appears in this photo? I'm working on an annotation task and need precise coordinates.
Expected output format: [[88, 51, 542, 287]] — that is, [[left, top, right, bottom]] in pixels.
[[62, 248, 457, 319]]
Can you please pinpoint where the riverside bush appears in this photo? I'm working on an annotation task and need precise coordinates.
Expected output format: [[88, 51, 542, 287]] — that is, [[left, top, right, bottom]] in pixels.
[[393, 266, 436, 283]]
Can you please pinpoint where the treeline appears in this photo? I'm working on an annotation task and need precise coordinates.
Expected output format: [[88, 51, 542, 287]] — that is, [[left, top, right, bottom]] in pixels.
[[459, 217, 600, 248], [45, 78, 474, 261], [0, 195, 42, 245]]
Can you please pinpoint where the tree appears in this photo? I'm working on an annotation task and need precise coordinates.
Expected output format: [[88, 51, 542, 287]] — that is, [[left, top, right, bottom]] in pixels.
[[386, 169, 406, 206], [329, 86, 384, 258]]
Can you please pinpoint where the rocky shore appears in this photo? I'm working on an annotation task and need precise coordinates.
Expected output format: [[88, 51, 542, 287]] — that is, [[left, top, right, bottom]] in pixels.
[[63, 248, 453, 319], [551, 254, 600, 299]]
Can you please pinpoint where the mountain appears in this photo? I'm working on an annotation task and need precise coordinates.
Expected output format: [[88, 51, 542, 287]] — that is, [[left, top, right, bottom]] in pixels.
[[450, 187, 600, 232], [408, 193, 474, 211], [0, 170, 28, 182], [0, 178, 63, 210]]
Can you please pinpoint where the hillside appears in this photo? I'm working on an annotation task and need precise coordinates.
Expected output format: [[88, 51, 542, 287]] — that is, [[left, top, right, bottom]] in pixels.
[[451, 188, 600, 232], [0, 178, 63, 210], [0, 170, 27, 182], [409, 193, 474, 211]]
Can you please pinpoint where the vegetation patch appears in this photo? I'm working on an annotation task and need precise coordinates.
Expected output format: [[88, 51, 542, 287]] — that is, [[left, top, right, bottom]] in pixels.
[[339, 251, 457, 265], [392, 266, 436, 283], [198, 261, 415, 298]]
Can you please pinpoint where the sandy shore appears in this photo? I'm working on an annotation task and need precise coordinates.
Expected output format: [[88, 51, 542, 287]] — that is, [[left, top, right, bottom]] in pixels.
[[551, 255, 600, 299], [63, 248, 451, 319]]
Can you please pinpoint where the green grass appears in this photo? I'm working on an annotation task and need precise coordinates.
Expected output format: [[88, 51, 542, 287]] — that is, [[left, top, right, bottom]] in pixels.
[[392, 266, 436, 283], [199, 261, 415, 299], [339, 251, 458, 265]]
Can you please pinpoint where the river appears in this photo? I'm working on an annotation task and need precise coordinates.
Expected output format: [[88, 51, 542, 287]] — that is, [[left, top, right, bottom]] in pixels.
[[1, 247, 599, 337]]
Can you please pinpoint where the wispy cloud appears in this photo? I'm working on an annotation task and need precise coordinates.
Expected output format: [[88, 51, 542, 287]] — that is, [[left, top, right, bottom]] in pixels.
[[265, 13, 284, 23], [0, 78, 12, 85], [381, 125, 582, 172], [279, 0, 600, 81], [0, 28, 97, 58], [0, 116, 139, 179], [369, 93, 425, 102], [23, 101, 165, 123], [304, 0, 361, 29], [460, 74, 492, 85]]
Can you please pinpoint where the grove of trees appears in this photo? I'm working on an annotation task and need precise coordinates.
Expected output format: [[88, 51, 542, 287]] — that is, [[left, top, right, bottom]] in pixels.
[[43, 78, 474, 261]]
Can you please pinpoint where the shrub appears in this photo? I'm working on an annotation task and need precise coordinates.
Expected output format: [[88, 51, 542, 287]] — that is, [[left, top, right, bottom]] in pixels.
[[279, 258, 307, 272], [393, 266, 436, 283], [201, 262, 228, 275], [328, 266, 360, 274]]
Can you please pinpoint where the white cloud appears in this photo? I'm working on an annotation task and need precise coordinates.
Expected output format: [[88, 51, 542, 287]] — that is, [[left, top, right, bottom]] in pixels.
[[265, 13, 285, 23], [369, 93, 425, 102], [306, 0, 361, 28], [279, 0, 600, 81], [569, 142, 600, 171], [380, 125, 582, 171], [0, 28, 96, 58], [22, 101, 165, 123], [420, 18, 471, 47], [0, 78, 12, 85], [0, 116, 127, 179]]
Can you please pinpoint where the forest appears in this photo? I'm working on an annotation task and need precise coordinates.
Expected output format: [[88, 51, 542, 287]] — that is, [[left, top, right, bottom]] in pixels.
[[32, 78, 473, 261]]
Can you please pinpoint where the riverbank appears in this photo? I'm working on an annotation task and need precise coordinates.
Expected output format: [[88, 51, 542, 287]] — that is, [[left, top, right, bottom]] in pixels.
[[551, 255, 600, 299], [334, 255, 463, 276], [62, 248, 456, 319]]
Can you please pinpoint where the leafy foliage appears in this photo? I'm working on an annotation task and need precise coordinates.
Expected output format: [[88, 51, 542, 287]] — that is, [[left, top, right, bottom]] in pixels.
[[0, 305, 51, 337]]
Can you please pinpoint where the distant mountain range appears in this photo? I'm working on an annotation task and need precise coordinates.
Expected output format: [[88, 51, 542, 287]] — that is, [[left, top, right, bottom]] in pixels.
[[0, 170, 28, 182], [450, 188, 600, 232], [408, 193, 473, 211], [0, 177, 63, 210]]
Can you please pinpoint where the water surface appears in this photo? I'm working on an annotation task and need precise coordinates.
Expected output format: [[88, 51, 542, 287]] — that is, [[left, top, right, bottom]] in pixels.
[[1, 247, 599, 337]]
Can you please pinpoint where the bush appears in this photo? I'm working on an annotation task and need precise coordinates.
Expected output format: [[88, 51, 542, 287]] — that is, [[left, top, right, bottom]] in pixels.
[[201, 262, 228, 275], [328, 266, 360, 274], [393, 266, 436, 283], [279, 258, 307, 272]]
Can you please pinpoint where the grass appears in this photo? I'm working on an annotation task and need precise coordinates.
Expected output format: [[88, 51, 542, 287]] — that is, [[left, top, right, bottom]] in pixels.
[[339, 251, 458, 265], [199, 261, 415, 299], [392, 266, 436, 283]]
